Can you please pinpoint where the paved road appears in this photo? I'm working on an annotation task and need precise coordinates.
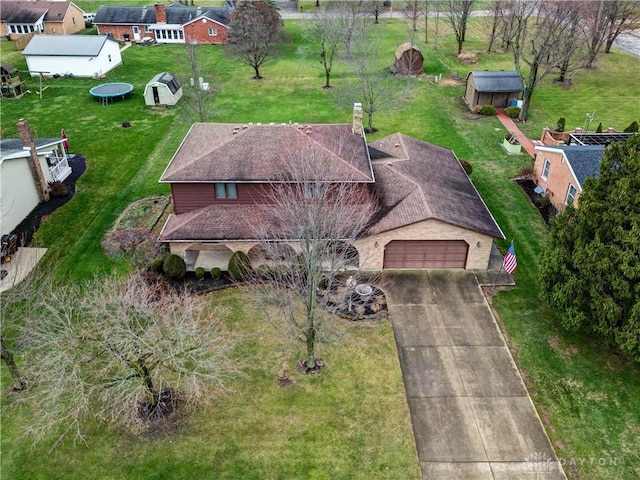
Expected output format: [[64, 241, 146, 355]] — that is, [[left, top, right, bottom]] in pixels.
[[385, 270, 565, 479]]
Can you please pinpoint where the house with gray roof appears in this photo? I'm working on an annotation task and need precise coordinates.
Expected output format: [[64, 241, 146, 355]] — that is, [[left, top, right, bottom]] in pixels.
[[94, 2, 230, 44], [464, 71, 525, 109], [157, 105, 504, 272], [0, 1, 85, 38], [533, 144, 606, 210], [22, 35, 122, 77]]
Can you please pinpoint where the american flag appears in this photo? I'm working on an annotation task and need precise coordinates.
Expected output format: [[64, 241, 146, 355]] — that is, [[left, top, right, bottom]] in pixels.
[[503, 241, 517, 274]]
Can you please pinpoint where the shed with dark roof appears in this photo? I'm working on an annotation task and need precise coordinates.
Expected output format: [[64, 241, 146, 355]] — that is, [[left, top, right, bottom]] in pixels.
[[465, 71, 524, 109]]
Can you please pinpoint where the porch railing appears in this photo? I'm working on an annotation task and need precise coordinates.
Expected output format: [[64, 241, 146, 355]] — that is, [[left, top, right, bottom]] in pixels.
[[47, 156, 72, 182]]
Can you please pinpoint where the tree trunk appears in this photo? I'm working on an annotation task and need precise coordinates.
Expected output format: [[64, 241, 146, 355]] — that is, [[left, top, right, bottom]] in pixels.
[[457, 38, 463, 54], [424, 2, 429, 43], [558, 58, 570, 83], [584, 53, 597, 69], [604, 34, 616, 53], [138, 357, 156, 400], [1, 339, 25, 390], [324, 69, 331, 88], [253, 65, 262, 80], [305, 322, 316, 369], [519, 86, 534, 122]]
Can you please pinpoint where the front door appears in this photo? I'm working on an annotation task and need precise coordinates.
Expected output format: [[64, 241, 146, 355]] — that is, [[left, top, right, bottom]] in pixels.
[[132, 26, 140, 40], [152, 86, 160, 105]]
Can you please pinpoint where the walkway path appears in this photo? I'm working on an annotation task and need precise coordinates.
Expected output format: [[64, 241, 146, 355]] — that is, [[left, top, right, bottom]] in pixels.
[[496, 110, 537, 158], [385, 270, 565, 479]]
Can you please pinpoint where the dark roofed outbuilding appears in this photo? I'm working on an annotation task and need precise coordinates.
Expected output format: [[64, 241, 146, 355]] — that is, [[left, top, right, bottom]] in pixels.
[[465, 71, 524, 109]]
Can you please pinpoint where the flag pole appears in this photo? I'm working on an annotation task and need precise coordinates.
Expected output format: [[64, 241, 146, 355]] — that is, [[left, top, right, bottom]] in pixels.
[[493, 239, 513, 290]]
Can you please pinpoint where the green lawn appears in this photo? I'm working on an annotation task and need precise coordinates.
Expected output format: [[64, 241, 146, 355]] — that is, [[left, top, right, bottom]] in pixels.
[[1, 17, 640, 479]]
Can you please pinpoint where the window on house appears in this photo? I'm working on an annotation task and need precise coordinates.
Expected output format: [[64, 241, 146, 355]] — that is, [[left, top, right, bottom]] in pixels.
[[72, 17, 76, 25], [108, 54, 112, 62], [215, 183, 237, 199], [144, 25, 150, 32], [208, 27, 217, 36], [542, 159, 551, 180], [566, 184, 577, 205]]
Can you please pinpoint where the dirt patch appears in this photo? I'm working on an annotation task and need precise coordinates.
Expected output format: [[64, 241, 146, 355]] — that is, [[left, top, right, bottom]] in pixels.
[[115, 196, 170, 231], [437, 77, 465, 87], [548, 335, 579, 356]]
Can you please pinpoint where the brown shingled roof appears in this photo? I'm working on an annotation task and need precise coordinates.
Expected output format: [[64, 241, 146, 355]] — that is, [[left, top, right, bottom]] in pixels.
[[159, 123, 374, 183], [367, 134, 504, 239]]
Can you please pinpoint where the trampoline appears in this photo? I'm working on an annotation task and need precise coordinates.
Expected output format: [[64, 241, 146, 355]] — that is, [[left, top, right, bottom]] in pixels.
[[89, 82, 134, 105]]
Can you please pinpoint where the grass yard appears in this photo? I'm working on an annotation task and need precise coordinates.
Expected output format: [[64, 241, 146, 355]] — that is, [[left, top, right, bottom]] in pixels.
[[1, 289, 419, 480], [1, 16, 640, 479]]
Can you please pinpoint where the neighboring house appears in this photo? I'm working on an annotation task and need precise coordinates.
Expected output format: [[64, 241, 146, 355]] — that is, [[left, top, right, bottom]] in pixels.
[[0, 120, 71, 237], [464, 71, 524, 109], [0, 1, 85, 38], [394, 43, 423, 76], [144, 72, 183, 106], [158, 106, 504, 272], [533, 144, 606, 211], [94, 2, 230, 44], [539, 126, 634, 147], [22, 35, 122, 77]]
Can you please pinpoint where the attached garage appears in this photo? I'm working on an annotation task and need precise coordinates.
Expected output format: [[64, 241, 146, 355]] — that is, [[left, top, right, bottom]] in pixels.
[[383, 240, 469, 269]]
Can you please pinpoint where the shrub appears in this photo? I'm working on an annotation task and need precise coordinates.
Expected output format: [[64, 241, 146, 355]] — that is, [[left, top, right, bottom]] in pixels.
[[102, 228, 149, 258], [48, 181, 68, 197], [228, 251, 251, 280], [210, 267, 222, 279], [595, 122, 603, 133], [623, 121, 639, 133], [505, 106, 520, 119], [459, 159, 473, 175], [150, 254, 167, 273], [517, 164, 534, 177], [163, 254, 186, 279], [478, 105, 497, 116], [555, 117, 566, 132], [195, 267, 205, 280]]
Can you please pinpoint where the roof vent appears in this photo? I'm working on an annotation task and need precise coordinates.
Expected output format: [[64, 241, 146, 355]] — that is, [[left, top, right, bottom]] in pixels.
[[232, 130, 238, 135], [394, 143, 400, 147], [242, 125, 248, 129]]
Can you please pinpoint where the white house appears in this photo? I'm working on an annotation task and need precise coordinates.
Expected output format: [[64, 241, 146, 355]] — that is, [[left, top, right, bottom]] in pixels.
[[22, 34, 122, 78], [143, 72, 183, 107], [0, 123, 71, 237]]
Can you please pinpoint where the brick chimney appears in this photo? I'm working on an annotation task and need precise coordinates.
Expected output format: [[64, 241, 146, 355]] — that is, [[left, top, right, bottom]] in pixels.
[[154, 3, 167, 24], [352, 103, 363, 136], [17, 118, 50, 202]]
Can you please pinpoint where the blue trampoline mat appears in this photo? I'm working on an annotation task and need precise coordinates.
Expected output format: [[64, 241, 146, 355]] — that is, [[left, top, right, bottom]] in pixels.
[[89, 82, 134, 98]]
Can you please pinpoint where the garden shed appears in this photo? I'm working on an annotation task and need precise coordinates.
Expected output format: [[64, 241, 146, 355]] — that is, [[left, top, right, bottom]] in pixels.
[[464, 71, 524, 109], [143, 72, 183, 107], [394, 43, 423, 76]]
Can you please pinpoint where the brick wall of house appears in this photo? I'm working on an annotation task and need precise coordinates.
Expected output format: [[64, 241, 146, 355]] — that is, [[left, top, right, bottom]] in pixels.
[[354, 219, 495, 271], [183, 19, 227, 44], [97, 24, 154, 41], [533, 148, 581, 211]]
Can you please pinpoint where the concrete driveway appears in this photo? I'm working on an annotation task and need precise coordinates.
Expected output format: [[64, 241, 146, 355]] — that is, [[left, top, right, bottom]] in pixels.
[[385, 270, 566, 479]]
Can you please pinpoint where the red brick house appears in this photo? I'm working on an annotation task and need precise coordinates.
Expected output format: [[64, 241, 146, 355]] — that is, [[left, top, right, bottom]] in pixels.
[[94, 3, 230, 44], [158, 105, 504, 272], [533, 145, 605, 211]]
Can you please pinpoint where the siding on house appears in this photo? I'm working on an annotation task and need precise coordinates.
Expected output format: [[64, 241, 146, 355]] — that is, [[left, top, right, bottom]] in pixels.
[[171, 183, 272, 214]]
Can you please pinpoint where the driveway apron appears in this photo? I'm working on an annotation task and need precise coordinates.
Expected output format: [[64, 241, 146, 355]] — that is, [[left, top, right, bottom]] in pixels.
[[385, 270, 566, 479]]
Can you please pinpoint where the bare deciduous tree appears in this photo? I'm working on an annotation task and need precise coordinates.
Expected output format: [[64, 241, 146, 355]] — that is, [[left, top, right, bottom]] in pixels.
[[344, 31, 411, 133], [446, 0, 476, 54], [248, 130, 378, 372], [307, 5, 347, 88], [486, 0, 507, 53], [503, 0, 582, 121], [228, 0, 283, 80], [602, 0, 640, 54], [178, 43, 216, 122], [404, 1, 425, 32], [19, 274, 237, 447]]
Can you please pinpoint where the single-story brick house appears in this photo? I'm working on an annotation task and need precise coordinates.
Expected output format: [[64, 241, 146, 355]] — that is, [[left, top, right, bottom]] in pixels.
[[0, 1, 85, 39], [464, 71, 524, 109], [158, 105, 504, 272], [533, 144, 605, 210], [94, 2, 230, 44]]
